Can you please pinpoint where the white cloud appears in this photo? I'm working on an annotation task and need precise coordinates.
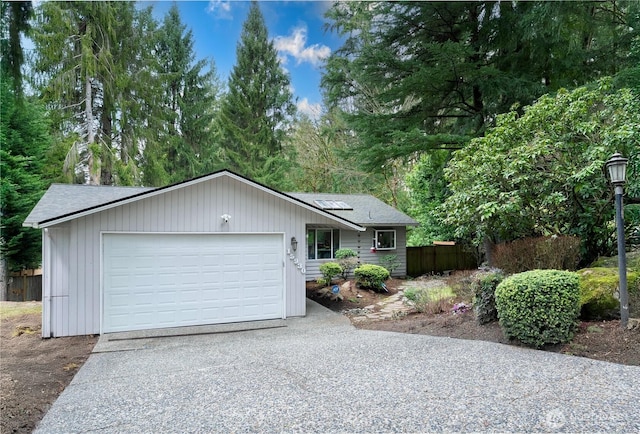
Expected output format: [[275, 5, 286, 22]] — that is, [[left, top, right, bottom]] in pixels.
[[297, 98, 323, 120], [273, 26, 331, 67], [207, 0, 233, 20]]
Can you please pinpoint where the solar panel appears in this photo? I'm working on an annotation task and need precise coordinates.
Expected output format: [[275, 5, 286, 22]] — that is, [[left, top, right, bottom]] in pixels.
[[313, 200, 353, 210]]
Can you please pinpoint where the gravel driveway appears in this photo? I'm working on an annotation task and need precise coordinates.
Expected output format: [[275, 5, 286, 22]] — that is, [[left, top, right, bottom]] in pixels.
[[35, 300, 639, 433]]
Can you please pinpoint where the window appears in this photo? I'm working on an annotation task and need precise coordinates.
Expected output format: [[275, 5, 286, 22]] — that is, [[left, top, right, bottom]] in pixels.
[[374, 229, 396, 250], [307, 229, 340, 259]]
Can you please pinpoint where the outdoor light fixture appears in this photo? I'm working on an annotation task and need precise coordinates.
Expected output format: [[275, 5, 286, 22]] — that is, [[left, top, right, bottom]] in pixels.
[[221, 214, 231, 223], [605, 152, 629, 328], [291, 236, 298, 252], [606, 152, 628, 187]]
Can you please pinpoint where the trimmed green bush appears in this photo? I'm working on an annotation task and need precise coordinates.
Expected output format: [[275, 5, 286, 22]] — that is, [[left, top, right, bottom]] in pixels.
[[472, 271, 504, 325], [495, 270, 580, 348], [335, 248, 358, 279], [319, 262, 342, 286], [578, 267, 640, 319], [354, 264, 390, 291]]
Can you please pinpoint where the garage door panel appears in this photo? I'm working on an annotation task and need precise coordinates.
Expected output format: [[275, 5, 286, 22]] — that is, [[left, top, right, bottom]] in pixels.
[[103, 233, 284, 333]]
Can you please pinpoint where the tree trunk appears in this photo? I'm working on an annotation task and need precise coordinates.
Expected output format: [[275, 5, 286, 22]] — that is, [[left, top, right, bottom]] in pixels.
[[86, 76, 100, 185]]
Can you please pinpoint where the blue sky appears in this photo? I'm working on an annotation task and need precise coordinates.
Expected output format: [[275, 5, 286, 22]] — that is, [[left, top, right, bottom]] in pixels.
[[143, 1, 342, 118]]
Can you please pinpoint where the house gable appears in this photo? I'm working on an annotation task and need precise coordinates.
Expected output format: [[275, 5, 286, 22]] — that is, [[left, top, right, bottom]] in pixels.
[[24, 170, 364, 232]]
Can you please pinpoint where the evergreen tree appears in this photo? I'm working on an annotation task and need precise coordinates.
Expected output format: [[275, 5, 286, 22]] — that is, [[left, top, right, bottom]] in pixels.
[[142, 4, 222, 186], [0, 76, 50, 271], [218, 1, 296, 189], [0, 1, 33, 94], [0, 1, 50, 271], [32, 2, 151, 185], [323, 1, 639, 171]]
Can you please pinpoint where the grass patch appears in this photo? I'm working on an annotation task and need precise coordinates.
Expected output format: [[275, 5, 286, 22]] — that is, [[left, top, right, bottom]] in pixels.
[[587, 325, 604, 334], [0, 302, 42, 321], [404, 286, 456, 314]]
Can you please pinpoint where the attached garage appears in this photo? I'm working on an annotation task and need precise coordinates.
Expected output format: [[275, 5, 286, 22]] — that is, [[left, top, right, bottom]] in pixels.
[[102, 233, 284, 333], [23, 170, 365, 337]]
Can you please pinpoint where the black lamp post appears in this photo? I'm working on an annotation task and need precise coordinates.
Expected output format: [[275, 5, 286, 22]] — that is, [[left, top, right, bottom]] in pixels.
[[606, 152, 629, 328]]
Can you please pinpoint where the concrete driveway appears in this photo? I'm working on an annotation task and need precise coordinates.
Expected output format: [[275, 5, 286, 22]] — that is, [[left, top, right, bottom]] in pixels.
[[35, 300, 639, 433]]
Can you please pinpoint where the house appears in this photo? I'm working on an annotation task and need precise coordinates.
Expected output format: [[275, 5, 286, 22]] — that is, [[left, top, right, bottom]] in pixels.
[[23, 170, 417, 337]]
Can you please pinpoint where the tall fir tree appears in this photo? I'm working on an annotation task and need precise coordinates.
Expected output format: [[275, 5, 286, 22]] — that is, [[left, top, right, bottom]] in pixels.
[[142, 4, 222, 186], [323, 1, 639, 171], [32, 1, 142, 185], [1, 2, 51, 271], [0, 1, 32, 95], [218, 1, 296, 189]]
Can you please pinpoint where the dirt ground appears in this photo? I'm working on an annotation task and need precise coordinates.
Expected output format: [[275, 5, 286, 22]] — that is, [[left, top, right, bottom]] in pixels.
[[0, 301, 97, 434], [307, 277, 640, 367]]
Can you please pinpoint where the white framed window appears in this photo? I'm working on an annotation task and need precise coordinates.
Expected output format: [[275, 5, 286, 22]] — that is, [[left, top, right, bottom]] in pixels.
[[374, 229, 396, 250], [307, 228, 340, 260]]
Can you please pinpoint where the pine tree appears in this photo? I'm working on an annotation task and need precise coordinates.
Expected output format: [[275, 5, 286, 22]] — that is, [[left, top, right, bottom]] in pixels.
[[33, 2, 136, 184], [323, 1, 639, 171], [0, 1, 50, 271], [0, 1, 33, 95], [141, 4, 222, 186], [218, 1, 296, 189]]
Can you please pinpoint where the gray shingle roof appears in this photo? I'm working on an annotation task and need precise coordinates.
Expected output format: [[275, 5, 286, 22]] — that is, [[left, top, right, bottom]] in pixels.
[[24, 184, 154, 226], [23, 180, 416, 229], [287, 193, 417, 226]]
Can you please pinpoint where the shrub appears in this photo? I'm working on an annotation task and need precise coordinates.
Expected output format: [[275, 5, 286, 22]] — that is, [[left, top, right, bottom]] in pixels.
[[404, 286, 456, 314], [404, 285, 455, 314], [492, 236, 581, 274], [354, 264, 390, 291], [379, 254, 401, 275], [335, 248, 358, 279], [319, 262, 342, 286], [495, 270, 580, 348], [444, 270, 476, 301], [335, 248, 357, 259], [472, 271, 504, 325], [578, 267, 640, 319]]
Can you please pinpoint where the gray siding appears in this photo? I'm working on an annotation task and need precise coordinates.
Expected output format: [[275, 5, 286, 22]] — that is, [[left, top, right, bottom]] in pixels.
[[43, 175, 344, 337], [305, 227, 408, 281]]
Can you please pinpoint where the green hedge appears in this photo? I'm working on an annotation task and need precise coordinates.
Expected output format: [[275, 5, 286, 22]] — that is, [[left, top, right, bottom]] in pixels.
[[354, 264, 390, 291], [495, 270, 580, 348], [319, 262, 342, 286]]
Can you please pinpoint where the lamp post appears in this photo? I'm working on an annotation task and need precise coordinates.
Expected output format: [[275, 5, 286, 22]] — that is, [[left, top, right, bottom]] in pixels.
[[605, 152, 629, 328]]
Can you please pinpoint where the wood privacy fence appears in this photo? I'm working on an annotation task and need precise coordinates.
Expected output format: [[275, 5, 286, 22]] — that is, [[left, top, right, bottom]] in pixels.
[[7, 269, 42, 301], [406, 245, 478, 277]]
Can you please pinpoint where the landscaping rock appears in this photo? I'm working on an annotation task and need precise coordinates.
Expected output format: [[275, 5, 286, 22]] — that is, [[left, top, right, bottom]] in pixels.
[[578, 267, 640, 319]]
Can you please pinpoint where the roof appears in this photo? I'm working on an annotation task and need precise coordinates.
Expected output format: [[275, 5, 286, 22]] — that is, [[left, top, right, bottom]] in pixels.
[[287, 193, 418, 226], [24, 184, 154, 226], [22, 170, 367, 231]]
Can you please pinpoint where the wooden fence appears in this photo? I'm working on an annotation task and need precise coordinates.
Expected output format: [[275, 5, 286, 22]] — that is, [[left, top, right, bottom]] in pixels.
[[406, 245, 478, 277], [7, 269, 42, 301]]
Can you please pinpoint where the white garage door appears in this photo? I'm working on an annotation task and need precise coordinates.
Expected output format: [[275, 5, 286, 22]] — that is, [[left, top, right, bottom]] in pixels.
[[102, 233, 284, 333]]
